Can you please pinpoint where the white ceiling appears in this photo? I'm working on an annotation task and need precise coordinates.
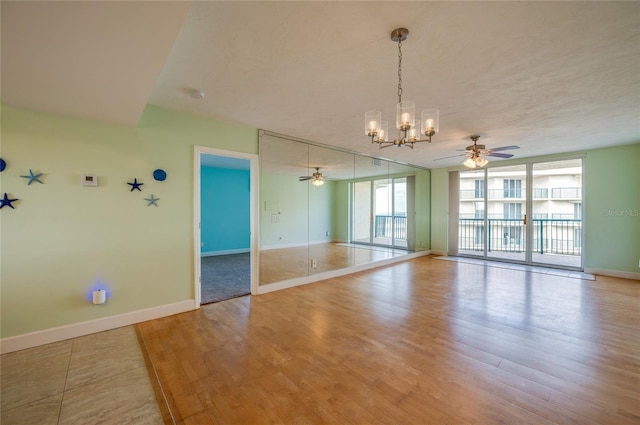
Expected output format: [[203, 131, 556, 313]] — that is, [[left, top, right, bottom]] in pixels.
[[2, 1, 639, 169]]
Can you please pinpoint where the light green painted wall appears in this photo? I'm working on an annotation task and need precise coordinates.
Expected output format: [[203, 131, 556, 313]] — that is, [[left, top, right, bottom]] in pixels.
[[259, 172, 334, 247], [0, 104, 257, 338], [414, 170, 431, 251], [430, 168, 450, 254], [333, 181, 350, 242], [584, 144, 639, 273], [429, 144, 640, 273]]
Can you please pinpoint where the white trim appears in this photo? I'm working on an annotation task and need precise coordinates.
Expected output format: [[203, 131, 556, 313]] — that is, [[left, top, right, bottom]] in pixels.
[[0, 300, 195, 354], [194, 146, 260, 305], [261, 240, 331, 251], [429, 249, 447, 256], [257, 251, 430, 294], [584, 268, 640, 281], [201, 248, 250, 257]]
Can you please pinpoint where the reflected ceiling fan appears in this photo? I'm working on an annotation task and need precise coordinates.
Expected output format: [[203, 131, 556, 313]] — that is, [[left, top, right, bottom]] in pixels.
[[299, 167, 325, 186], [436, 135, 519, 169]]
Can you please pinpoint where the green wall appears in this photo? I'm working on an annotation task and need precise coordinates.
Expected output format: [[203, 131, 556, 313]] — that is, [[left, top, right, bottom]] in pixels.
[[260, 171, 335, 248], [0, 104, 257, 338], [584, 144, 639, 273], [430, 144, 640, 274]]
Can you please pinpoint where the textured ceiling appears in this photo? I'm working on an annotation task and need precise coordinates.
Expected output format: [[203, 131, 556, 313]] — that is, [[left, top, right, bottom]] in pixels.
[[2, 1, 639, 169]]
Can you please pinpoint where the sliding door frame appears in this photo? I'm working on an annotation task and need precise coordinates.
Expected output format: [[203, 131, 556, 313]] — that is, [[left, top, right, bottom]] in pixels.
[[453, 155, 585, 270]]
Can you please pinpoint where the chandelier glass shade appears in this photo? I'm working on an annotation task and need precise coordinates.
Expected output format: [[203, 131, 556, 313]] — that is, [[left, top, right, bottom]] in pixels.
[[365, 28, 439, 149]]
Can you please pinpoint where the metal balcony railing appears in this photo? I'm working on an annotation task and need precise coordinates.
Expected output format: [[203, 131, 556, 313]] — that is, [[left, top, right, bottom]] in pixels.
[[374, 215, 407, 241], [458, 218, 581, 256]]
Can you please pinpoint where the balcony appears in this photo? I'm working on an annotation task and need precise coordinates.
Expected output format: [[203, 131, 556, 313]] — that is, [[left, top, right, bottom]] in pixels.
[[374, 215, 407, 241], [551, 187, 581, 199], [458, 218, 581, 256]]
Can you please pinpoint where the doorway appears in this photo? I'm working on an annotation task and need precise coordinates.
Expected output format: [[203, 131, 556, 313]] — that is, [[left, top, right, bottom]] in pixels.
[[456, 158, 583, 269], [194, 146, 258, 306]]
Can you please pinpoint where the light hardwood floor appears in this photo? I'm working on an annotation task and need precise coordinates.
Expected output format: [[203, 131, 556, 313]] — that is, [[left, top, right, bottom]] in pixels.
[[137, 255, 640, 424]]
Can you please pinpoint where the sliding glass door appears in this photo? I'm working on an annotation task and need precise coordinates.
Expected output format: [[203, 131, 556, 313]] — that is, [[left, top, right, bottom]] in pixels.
[[457, 158, 583, 269], [352, 177, 408, 249]]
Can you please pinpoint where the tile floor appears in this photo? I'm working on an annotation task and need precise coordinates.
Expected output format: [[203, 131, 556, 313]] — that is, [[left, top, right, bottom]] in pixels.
[[1, 326, 163, 425]]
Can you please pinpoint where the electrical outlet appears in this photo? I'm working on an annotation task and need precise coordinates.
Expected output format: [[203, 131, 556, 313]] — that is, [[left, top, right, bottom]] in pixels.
[[311, 258, 317, 268], [298, 261, 305, 269]]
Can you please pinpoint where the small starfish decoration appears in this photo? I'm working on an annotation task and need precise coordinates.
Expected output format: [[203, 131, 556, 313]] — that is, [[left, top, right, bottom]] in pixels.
[[145, 194, 159, 207], [0, 193, 19, 209], [128, 178, 144, 192], [20, 169, 44, 185]]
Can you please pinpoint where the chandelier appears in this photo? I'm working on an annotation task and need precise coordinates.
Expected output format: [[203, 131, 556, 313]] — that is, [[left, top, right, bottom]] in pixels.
[[365, 28, 439, 149]]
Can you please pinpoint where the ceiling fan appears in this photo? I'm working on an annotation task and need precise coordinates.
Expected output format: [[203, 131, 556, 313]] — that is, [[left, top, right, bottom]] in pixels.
[[299, 167, 325, 186], [436, 135, 519, 168]]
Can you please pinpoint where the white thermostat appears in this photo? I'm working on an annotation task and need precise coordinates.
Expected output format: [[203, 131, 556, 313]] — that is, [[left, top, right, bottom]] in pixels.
[[81, 174, 98, 187]]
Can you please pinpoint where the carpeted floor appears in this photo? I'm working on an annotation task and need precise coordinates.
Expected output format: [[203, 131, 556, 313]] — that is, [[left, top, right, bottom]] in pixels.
[[201, 253, 250, 305]]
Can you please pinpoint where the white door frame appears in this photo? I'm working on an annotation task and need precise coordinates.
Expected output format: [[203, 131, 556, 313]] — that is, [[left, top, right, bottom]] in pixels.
[[193, 146, 259, 307]]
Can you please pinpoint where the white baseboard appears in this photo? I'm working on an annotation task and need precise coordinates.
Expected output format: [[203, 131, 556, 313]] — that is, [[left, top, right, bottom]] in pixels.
[[261, 240, 332, 251], [584, 267, 640, 281], [0, 300, 196, 354], [257, 250, 431, 294], [201, 248, 250, 257]]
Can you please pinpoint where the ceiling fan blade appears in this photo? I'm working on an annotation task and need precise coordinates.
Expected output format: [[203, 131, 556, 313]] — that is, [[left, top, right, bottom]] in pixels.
[[486, 152, 514, 158], [434, 153, 467, 161], [488, 145, 520, 152], [298, 176, 312, 181]]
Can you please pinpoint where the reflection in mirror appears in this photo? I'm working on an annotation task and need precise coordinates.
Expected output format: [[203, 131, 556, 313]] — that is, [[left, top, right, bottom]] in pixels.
[[259, 131, 430, 287]]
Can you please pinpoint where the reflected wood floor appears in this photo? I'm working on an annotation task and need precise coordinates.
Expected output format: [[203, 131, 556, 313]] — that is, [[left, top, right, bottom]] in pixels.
[[259, 242, 408, 284], [137, 256, 640, 425]]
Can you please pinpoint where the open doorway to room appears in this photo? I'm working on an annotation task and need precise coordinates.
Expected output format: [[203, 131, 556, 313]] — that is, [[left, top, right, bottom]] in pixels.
[[194, 147, 258, 305]]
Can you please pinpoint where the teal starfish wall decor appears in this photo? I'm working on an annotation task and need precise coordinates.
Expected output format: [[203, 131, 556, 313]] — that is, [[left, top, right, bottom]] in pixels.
[[20, 169, 44, 185], [145, 194, 159, 207]]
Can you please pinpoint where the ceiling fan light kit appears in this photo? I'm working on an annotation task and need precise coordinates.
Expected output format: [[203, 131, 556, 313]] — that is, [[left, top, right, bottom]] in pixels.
[[299, 167, 325, 186], [365, 28, 439, 149]]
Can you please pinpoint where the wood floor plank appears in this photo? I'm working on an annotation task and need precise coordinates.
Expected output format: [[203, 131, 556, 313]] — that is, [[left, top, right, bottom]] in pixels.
[[137, 256, 640, 424]]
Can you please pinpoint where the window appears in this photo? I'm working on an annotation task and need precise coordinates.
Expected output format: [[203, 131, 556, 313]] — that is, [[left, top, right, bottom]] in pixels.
[[574, 203, 582, 220], [474, 179, 484, 199], [503, 179, 522, 198], [503, 203, 522, 219]]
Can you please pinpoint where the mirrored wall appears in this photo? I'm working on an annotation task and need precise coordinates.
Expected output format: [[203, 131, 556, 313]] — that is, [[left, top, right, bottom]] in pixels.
[[259, 131, 431, 286]]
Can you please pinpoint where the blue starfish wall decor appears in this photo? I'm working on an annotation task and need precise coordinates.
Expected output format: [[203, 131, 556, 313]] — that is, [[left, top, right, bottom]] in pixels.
[[20, 169, 44, 185], [145, 194, 159, 207], [0, 193, 19, 209], [127, 178, 144, 192]]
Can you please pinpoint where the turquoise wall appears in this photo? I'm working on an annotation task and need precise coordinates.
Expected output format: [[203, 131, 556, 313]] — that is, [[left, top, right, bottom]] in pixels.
[[0, 104, 257, 338], [201, 166, 250, 253], [430, 144, 640, 274]]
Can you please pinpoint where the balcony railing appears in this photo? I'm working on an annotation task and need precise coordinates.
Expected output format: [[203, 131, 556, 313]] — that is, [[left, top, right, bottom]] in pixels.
[[461, 187, 580, 200], [458, 218, 581, 256], [374, 215, 407, 241]]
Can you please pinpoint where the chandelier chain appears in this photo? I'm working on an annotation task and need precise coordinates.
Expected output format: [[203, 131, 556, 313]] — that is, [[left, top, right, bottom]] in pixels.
[[397, 38, 403, 104]]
